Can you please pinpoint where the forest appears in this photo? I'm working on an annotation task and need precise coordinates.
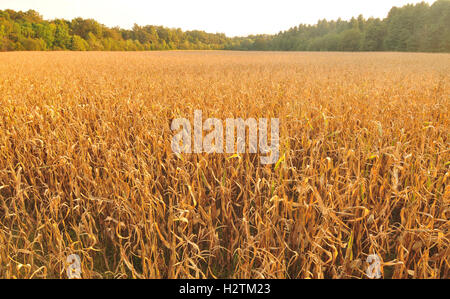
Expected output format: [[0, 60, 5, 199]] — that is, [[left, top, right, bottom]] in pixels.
[[0, 0, 449, 52]]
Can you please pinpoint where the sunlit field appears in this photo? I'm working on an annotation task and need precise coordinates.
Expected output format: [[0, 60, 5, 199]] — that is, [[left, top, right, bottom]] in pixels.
[[0, 51, 448, 278]]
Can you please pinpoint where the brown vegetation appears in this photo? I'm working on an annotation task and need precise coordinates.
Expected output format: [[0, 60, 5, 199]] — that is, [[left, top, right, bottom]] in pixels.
[[0, 51, 448, 278]]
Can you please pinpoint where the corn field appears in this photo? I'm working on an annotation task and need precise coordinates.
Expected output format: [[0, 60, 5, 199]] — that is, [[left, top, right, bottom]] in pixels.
[[0, 51, 448, 279]]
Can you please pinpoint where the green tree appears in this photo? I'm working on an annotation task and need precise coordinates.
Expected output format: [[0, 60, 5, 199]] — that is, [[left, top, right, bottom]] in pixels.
[[339, 29, 362, 51], [20, 37, 46, 50], [363, 19, 386, 51], [70, 35, 88, 51], [86, 32, 104, 50], [54, 20, 71, 49], [71, 18, 103, 40]]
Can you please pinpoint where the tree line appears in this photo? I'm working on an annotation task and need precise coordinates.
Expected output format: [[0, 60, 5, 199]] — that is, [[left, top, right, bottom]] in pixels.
[[230, 0, 450, 52], [0, 0, 449, 52], [0, 10, 228, 51]]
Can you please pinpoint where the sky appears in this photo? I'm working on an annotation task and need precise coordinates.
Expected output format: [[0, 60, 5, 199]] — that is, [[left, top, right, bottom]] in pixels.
[[0, 0, 434, 37]]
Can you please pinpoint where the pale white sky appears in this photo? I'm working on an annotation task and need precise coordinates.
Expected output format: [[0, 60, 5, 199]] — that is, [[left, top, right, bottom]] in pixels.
[[0, 0, 434, 36]]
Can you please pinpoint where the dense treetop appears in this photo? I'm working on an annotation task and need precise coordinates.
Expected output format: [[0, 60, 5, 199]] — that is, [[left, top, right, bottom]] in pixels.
[[0, 0, 449, 52]]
